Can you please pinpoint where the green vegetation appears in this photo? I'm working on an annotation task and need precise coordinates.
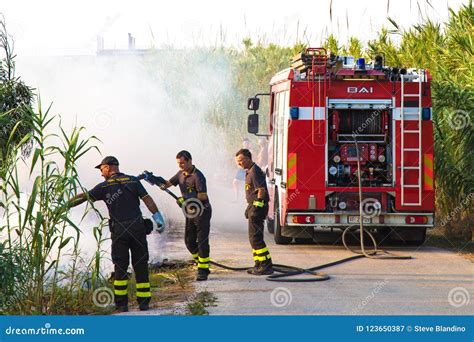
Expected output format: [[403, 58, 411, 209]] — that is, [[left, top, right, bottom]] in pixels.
[[0, 18, 34, 161], [186, 290, 217, 315], [0, 99, 107, 314], [369, 4, 473, 239], [0, 18, 107, 314]]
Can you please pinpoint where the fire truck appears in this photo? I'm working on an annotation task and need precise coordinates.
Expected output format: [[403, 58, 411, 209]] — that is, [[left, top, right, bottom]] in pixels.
[[247, 48, 434, 245]]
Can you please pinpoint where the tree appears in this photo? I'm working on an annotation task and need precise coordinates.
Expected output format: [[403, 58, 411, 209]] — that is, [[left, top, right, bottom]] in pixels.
[[0, 17, 34, 163]]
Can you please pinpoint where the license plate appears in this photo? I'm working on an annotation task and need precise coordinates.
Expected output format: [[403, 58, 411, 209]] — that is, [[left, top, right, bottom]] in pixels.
[[348, 216, 371, 224]]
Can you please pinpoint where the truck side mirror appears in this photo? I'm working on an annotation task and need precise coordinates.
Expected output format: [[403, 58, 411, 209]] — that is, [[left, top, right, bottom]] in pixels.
[[248, 114, 259, 134], [247, 97, 260, 111]]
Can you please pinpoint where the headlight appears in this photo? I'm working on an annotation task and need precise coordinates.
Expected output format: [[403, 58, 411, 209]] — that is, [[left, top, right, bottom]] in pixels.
[[378, 155, 386, 163], [329, 166, 338, 176], [338, 201, 347, 210], [333, 155, 341, 163]]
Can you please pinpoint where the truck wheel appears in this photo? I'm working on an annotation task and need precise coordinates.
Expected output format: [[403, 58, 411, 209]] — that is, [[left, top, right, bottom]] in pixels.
[[274, 196, 292, 245], [389, 227, 427, 246], [266, 218, 275, 234]]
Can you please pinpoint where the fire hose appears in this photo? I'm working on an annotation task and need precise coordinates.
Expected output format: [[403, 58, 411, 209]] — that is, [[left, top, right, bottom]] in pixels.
[[138, 162, 410, 283]]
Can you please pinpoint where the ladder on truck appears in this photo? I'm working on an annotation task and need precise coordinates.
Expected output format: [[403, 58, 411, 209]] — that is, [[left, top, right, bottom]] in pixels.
[[400, 70, 424, 206], [306, 48, 327, 146]]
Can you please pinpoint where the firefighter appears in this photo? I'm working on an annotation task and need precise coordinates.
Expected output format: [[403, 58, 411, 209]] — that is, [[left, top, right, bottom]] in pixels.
[[70, 156, 164, 312], [235, 148, 273, 275], [159, 150, 212, 281]]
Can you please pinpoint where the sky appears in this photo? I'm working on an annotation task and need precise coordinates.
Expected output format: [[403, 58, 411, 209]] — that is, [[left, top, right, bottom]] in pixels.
[[1, 0, 468, 56]]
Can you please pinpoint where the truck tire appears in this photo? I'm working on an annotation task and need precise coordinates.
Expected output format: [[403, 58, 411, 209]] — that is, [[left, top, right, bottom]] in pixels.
[[266, 218, 275, 234], [274, 195, 292, 245]]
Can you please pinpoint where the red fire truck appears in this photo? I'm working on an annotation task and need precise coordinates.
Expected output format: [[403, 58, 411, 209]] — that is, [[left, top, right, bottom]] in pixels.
[[247, 48, 434, 245]]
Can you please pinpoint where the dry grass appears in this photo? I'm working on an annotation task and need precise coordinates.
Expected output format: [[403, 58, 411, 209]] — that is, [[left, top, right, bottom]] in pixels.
[[126, 262, 196, 312]]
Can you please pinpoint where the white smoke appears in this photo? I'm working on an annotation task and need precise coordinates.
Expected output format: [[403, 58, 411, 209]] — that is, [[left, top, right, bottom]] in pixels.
[[15, 49, 249, 271]]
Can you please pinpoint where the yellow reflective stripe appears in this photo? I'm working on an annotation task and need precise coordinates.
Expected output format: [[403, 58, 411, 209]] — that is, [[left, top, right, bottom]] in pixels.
[[288, 153, 297, 169], [288, 153, 297, 189], [136, 291, 151, 298], [114, 289, 128, 295], [198, 257, 210, 263], [192, 253, 199, 258], [253, 255, 259, 261], [254, 247, 269, 255], [424, 153, 433, 170], [256, 255, 271, 261], [424, 154, 434, 190], [136, 282, 150, 289], [198, 263, 210, 269], [424, 175, 434, 189], [114, 280, 128, 286], [287, 173, 297, 188]]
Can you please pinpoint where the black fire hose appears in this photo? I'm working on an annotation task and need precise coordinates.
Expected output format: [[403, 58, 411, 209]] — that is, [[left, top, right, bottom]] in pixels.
[[138, 165, 411, 283]]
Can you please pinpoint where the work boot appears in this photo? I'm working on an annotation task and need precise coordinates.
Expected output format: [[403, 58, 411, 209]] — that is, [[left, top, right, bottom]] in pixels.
[[247, 259, 273, 276], [139, 302, 149, 311], [196, 268, 210, 281], [114, 305, 129, 313], [246, 261, 261, 274]]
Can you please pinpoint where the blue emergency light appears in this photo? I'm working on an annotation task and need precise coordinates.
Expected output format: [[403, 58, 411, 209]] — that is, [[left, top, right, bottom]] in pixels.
[[290, 107, 299, 120], [422, 108, 431, 120]]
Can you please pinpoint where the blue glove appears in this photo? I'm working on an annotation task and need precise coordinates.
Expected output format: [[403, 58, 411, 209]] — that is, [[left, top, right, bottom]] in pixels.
[[152, 211, 166, 233]]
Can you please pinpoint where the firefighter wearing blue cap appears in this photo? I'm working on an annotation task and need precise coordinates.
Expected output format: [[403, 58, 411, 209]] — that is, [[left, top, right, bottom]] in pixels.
[[70, 156, 165, 312]]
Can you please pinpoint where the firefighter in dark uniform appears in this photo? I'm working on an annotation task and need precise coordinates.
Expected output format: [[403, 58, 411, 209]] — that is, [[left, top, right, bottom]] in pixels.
[[160, 150, 212, 281], [70, 156, 164, 312], [235, 148, 273, 275]]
